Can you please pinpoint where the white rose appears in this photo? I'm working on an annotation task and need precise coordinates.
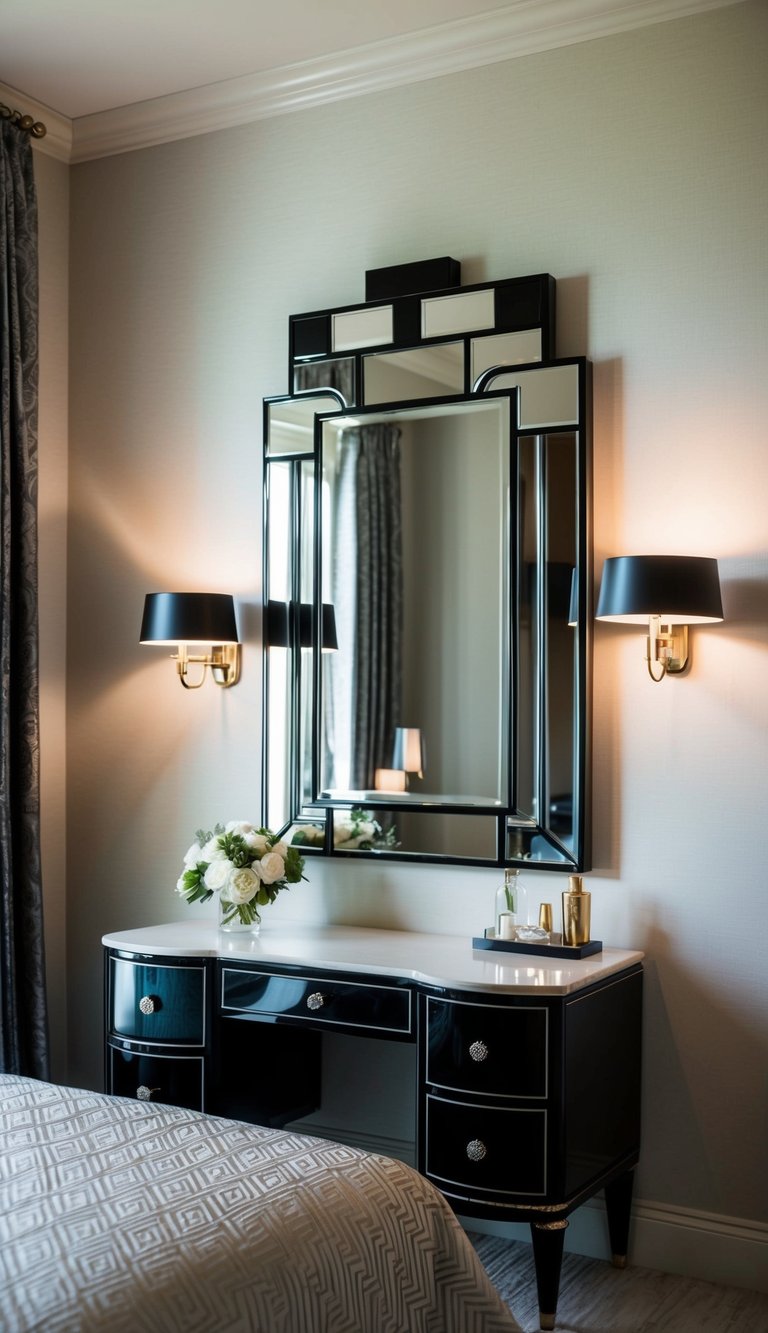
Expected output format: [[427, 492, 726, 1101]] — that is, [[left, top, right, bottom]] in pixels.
[[204, 859, 232, 893], [202, 835, 228, 862], [183, 841, 203, 868], [258, 850, 286, 885], [270, 840, 289, 860], [225, 820, 255, 836], [243, 831, 271, 854], [334, 820, 354, 846], [227, 866, 260, 904], [355, 821, 376, 839]]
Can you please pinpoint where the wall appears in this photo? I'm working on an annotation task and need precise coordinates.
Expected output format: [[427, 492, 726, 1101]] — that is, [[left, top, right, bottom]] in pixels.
[[64, 0, 767, 1287]]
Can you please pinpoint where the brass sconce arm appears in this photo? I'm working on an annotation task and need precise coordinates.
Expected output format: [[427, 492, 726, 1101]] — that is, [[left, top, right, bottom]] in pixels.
[[173, 643, 241, 689]]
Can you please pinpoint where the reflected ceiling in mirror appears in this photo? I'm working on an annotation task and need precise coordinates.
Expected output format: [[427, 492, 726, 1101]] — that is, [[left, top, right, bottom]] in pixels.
[[363, 343, 464, 404]]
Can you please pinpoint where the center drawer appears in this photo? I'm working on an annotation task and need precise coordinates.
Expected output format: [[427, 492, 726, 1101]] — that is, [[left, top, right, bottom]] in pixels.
[[220, 965, 413, 1037]]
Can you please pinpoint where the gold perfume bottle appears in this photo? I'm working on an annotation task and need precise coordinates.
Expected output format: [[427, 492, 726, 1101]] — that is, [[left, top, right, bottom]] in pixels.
[[562, 875, 591, 946]]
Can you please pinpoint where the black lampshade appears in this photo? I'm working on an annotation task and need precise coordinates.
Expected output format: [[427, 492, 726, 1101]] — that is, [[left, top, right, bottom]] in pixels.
[[596, 556, 723, 625], [140, 592, 239, 645], [266, 601, 338, 651], [265, 599, 290, 648]]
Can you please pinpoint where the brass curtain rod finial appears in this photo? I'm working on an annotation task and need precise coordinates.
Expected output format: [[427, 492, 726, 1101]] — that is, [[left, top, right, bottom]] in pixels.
[[0, 103, 47, 139]]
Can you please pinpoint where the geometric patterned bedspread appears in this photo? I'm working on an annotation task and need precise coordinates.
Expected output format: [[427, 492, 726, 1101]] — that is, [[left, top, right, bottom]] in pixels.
[[0, 1075, 520, 1332]]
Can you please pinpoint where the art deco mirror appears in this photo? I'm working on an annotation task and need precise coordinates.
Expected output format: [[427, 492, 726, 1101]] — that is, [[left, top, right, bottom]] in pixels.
[[264, 265, 591, 870]]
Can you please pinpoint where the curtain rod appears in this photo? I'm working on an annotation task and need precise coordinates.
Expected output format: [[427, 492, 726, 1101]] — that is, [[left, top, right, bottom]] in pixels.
[[0, 102, 47, 140]]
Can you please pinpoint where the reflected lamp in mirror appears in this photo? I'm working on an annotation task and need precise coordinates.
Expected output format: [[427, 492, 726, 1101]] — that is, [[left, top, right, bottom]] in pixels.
[[392, 727, 425, 783], [374, 768, 407, 792], [265, 600, 338, 651], [140, 592, 241, 689], [595, 555, 723, 682]]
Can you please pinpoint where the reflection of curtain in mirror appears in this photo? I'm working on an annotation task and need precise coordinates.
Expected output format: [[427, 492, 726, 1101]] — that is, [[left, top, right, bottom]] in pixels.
[[327, 426, 402, 792], [294, 359, 354, 405]]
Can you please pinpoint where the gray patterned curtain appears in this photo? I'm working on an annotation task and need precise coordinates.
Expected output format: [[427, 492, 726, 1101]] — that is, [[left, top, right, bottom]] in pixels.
[[0, 119, 48, 1077], [347, 425, 403, 791]]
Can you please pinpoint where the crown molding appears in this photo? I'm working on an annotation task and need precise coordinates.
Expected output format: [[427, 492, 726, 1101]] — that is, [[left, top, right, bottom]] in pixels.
[[11, 0, 743, 164], [0, 80, 72, 163]]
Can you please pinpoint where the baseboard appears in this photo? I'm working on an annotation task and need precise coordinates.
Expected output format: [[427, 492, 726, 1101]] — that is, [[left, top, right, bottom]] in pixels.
[[461, 1196, 768, 1295]]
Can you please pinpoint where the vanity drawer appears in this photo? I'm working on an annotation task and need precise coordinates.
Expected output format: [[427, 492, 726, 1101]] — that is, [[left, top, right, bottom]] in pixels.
[[425, 1093, 547, 1197], [108, 1044, 205, 1111], [426, 996, 548, 1098], [221, 966, 412, 1037], [109, 957, 206, 1045]]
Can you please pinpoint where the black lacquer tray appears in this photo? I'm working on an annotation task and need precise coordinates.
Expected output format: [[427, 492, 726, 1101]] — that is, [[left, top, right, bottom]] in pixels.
[[472, 930, 603, 960]]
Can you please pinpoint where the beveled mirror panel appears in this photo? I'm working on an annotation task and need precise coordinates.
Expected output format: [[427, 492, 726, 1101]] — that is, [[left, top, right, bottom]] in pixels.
[[471, 329, 542, 385], [332, 306, 393, 352], [421, 287, 495, 338], [317, 397, 511, 810], [363, 343, 464, 404]]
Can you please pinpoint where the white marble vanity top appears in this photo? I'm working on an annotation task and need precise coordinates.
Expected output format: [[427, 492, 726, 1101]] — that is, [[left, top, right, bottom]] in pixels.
[[102, 921, 643, 996]]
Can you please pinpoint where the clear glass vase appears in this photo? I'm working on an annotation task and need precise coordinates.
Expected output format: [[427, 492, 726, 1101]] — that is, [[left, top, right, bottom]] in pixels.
[[218, 896, 261, 935]]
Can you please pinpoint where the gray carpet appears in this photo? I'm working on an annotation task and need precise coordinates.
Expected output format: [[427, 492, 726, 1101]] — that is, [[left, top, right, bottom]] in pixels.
[[470, 1234, 768, 1333]]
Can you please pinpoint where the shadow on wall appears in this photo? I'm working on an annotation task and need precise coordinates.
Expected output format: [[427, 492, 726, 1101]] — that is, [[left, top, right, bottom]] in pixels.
[[717, 554, 768, 645], [631, 916, 768, 1218]]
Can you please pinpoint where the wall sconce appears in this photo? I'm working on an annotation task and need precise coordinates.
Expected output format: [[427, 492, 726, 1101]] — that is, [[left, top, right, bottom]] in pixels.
[[392, 727, 425, 784], [265, 600, 338, 652], [140, 592, 241, 689], [595, 555, 723, 682]]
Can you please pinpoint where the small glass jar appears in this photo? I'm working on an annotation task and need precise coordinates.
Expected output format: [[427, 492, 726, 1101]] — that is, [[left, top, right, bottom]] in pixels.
[[495, 869, 528, 938]]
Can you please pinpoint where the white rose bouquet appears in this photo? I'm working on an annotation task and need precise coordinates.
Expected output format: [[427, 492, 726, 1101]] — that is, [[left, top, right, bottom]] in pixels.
[[290, 808, 399, 852], [333, 808, 399, 851], [177, 821, 306, 928]]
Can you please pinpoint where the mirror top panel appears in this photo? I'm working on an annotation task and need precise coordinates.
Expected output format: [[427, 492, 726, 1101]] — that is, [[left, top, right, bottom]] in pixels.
[[288, 271, 554, 374]]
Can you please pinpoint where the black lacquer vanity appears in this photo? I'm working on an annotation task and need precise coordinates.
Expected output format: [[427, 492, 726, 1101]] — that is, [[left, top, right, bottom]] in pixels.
[[104, 923, 642, 1331]]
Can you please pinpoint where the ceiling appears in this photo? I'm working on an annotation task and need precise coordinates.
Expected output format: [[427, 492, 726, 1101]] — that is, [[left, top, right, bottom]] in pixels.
[[0, 0, 744, 162], [1, 0, 534, 120]]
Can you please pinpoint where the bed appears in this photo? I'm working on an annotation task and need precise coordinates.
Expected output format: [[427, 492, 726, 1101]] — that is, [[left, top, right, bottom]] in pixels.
[[0, 1074, 520, 1332]]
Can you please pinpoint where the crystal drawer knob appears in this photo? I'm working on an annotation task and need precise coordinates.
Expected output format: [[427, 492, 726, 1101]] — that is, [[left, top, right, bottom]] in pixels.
[[466, 1139, 487, 1163], [306, 992, 325, 1011], [138, 995, 157, 1015], [469, 1039, 489, 1063], [136, 1085, 159, 1101]]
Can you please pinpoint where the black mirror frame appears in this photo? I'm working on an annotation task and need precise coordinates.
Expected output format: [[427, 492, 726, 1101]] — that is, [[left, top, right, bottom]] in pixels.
[[263, 270, 592, 872]]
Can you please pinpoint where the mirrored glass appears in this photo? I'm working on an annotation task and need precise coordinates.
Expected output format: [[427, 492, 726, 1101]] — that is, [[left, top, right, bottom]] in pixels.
[[421, 288, 494, 338], [292, 360, 355, 405], [329, 808, 497, 859], [318, 397, 511, 807], [471, 329, 542, 385], [484, 363, 579, 428], [544, 433, 577, 852], [332, 306, 393, 352], [267, 393, 345, 455], [516, 436, 538, 820], [363, 343, 464, 405], [265, 460, 293, 832]]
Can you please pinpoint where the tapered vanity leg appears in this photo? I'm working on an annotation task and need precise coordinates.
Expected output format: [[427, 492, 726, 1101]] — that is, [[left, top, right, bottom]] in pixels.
[[604, 1168, 635, 1268], [530, 1218, 568, 1331]]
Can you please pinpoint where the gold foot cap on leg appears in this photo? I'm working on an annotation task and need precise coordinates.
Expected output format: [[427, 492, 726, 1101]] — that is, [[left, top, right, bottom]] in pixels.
[[612, 1254, 627, 1269], [539, 1314, 556, 1330]]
